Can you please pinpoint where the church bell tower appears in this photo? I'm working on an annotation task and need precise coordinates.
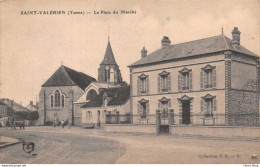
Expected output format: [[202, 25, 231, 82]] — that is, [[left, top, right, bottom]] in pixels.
[[98, 37, 123, 84]]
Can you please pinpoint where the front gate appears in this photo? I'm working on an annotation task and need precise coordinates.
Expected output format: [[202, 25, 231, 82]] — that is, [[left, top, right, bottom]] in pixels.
[[156, 109, 174, 135]]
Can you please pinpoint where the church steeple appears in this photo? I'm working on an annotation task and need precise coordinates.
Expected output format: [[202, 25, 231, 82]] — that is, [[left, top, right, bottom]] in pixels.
[[98, 38, 122, 84], [100, 38, 118, 65]]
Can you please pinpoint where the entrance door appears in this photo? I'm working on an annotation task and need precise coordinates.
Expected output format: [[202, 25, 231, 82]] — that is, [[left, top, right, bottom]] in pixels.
[[182, 101, 190, 124]]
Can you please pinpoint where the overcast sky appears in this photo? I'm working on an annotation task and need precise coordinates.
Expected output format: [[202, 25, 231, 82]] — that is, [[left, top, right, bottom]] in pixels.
[[0, 0, 259, 106]]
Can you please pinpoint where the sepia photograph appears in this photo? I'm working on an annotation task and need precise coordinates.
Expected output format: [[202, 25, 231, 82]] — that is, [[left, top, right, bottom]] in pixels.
[[0, 0, 259, 166]]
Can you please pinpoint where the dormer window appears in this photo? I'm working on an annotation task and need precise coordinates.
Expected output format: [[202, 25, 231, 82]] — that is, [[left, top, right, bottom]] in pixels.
[[200, 65, 216, 89], [178, 68, 192, 91], [158, 71, 171, 92], [104, 98, 108, 108], [137, 74, 149, 94]]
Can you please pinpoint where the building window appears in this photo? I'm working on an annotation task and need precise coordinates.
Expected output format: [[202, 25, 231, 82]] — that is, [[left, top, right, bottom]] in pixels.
[[61, 95, 65, 107], [137, 74, 149, 94], [138, 99, 149, 119], [55, 90, 61, 107], [158, 97, 172, 118], [201, 65, 216, 89], [51, 95, 54, 108], [158, 71, 171, 92], [105, 66, 110, 83], [50, 89, 65, 108], [178, 68, 192, 91], [201, 94, 217, 117]]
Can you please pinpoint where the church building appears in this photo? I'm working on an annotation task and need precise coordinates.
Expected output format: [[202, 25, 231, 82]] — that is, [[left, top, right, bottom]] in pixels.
[[38, 65, 96, 125], [129, 27, 259, 126]]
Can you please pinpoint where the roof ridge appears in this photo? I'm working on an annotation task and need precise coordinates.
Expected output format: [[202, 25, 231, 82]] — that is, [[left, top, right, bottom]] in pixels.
[[170, 35, 223, 47], [61, 66, 78, 86]]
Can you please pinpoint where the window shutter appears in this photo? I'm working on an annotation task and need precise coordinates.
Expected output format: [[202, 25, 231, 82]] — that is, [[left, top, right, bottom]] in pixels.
[[200, 99, 204, 112], [138, 103, 140, 113], [137, 78, 140, 95], [212, 68, 216, 88], [213, 98, 217, 112], [168, 100, 172, 108], [203, 71, 206, 87], [158, 76, 161, 92], [178, 73, 181, 91], [180, 73, 184, 89], [189, 71, 192, 90], [146, 77, 149, 94], [139, 78, 142, 93], [200, 71, 204, 89], [167, 75, 171, 91], [146, 102, 150, 113]]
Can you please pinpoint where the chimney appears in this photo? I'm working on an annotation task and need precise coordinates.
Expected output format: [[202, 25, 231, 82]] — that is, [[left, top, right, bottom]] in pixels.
[[232, 27, 241, 48], [141, 47, 147, 58], [161, 36, 171, 49], [30, 101, 33, 105]]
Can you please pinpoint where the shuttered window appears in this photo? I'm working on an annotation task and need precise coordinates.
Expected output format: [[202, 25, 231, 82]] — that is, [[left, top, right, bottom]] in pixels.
[[137, 75, 149, 94], [201, 65, 216, 89], [178, 70, 192, 91], [158, 73, 171, 92]]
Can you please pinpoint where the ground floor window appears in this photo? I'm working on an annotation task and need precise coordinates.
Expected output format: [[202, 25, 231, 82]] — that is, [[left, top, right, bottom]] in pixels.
[[138, 99, 149, 119]]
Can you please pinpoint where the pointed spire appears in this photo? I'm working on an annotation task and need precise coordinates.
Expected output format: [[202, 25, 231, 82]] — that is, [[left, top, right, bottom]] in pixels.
[[100, 38, 117, 65]]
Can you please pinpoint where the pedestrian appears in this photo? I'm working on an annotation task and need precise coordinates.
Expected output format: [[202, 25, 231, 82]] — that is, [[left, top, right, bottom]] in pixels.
[[61, 120, 64, 128]]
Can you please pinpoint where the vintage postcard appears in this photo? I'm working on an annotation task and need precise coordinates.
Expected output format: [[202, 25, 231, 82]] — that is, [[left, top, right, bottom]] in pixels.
[[0, 0, 259, 165]]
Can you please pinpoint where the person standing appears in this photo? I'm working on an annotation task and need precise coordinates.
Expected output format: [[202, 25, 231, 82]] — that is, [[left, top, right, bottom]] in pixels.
[[61, 120, 64, 128]]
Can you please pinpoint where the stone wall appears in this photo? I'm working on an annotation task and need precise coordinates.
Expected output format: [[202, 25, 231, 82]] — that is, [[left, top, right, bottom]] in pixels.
[[228, 89, 259, 126]]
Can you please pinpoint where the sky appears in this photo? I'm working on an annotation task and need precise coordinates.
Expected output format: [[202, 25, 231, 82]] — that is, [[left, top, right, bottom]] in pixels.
[[0, 0, 259, 106]]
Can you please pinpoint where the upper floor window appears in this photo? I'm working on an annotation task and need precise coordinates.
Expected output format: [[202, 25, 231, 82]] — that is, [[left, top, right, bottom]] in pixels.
[[178, 68, 192, 91], [138, 99, 149, 119], [200, 64, 216, 89], [55, 90, 61, 107], [200, 94, 217, 117], [50, 95, 54, 108], [158, 71, 171, 92], [137, 74, 149, 94], [50, 89, 65, 108]]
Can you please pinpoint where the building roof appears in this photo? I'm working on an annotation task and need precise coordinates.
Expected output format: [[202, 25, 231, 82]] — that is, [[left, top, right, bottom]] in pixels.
[[129, 35, 258, 67], [81, 86, 130, 108], [42, 65, 96, 90], [100, 39, 118, 65], [0, 99, 28, 112]]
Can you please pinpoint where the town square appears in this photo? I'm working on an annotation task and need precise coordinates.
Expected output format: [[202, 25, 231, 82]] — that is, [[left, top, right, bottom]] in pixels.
[[0, 0, 259, 165]]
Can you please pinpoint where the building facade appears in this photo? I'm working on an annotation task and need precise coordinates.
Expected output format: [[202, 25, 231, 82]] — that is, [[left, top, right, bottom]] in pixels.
[[129, 27, 259, 126], [38, 65, 96, 125]]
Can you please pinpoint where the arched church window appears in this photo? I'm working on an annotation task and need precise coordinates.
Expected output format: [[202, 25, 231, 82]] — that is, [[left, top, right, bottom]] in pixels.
[[110, 68, 115, 83], [62, 95, 65, 107], [55, 90, 61, 107], [50, 95, 54, 108], [86, 89, 98, 101]]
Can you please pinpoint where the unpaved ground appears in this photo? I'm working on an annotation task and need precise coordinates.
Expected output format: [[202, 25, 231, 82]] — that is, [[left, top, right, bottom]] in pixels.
[[0, 126, 259, 164]]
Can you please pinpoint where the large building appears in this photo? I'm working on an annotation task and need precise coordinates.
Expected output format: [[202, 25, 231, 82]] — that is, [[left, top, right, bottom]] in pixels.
[[38, 65, 96, 125], [78, 38, 130, 127], [129, 27, 259, 126]]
